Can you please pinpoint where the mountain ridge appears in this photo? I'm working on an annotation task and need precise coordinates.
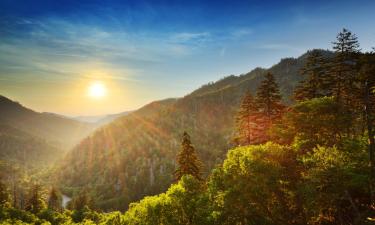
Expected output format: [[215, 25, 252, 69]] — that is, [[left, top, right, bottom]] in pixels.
[[0, 95, 95, 149]]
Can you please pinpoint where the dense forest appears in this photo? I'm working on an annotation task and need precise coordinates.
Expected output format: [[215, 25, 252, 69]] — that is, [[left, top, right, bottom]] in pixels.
[[0, 28, 374, 224]]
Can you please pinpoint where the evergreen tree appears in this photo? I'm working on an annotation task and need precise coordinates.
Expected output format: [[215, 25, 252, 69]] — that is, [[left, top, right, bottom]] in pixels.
[[47, 187, 62, 211], [174, 132, 203, 181], [294, 50, 328, 101], [235, 91, 265, 145], [25, 183, 46, 214], [256, 72, 284, 121], [72, 191, 90, 211], [328, 28, 360, 103]]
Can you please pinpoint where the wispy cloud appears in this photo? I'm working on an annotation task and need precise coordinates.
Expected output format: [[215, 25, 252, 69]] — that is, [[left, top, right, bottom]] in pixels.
[[231, 28, 253, 38], [219, 47, 226, 57], [257, 43, 303, 52], [170, 32, 210, 43]]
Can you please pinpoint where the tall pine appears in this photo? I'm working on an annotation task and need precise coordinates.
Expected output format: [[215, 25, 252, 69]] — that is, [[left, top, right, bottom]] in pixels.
[[328, 28, 360, 104], [294, 50, 328, 101], [48, 187, 62, 211], [25, 183, 46, 214], [235, 91, 264, 145], [256, 72, 284, 121], [174, 132, 203, 181]]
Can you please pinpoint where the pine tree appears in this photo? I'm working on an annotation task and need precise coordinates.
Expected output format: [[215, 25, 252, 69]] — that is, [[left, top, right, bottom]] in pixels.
[[73, 192, 90, 210], [328, 28, 360, 103], [235, 91, 265, 145], [256, 72, 284, 121], [294, 50, 328, 101], [25, 183, 46, 214], [174, 132, 203, 181], [48, 187, 62, 211]]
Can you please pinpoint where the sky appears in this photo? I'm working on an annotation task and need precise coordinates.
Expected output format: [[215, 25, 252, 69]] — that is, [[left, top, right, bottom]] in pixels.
[[0, 0, 374, 116]]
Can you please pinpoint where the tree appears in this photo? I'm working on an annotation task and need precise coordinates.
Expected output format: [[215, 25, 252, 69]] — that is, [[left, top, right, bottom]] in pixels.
[[208, 143, 303, 225], [72, 191, 90, 211], [174, 132, 203, 181], [302, 141, 371, 224], [270, 97, 353, 151], [47, 187, 61, 212], [25, 183, 46, 214], [123, 175, 211, 225], [254, 72, 284, 142], [294, 50, 328, 101], [256, 72, 284, 121], [328, 28, 360, 104], [235, 91, 265, 145]]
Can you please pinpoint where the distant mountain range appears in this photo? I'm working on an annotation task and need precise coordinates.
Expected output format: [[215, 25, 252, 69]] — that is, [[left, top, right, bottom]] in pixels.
[[72, 111, 133, 126], [0, 96, 95, 168], [56, 49, 332, 210]]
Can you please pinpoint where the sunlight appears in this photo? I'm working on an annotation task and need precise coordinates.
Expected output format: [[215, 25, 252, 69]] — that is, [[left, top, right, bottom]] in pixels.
[[88, 81, 107, 98]]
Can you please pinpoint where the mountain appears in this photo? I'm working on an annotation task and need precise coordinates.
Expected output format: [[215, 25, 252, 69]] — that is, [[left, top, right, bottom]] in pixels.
[[73, 111, 133, 126], [56, 50, 330, 210], [0, 96, 95, 149], [0, 124, 63, 169]]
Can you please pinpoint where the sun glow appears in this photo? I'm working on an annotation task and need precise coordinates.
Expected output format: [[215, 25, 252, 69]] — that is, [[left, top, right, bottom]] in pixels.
[[88, 81, 107, 98]]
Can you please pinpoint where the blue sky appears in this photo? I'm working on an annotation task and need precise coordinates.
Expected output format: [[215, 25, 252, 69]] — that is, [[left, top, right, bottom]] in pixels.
[[0, 0, 374, 115]]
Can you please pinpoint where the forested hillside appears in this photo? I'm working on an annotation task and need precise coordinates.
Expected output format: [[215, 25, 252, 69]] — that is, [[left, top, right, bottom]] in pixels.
[[55, 49, 333, 210], [0, 96, 96, 203], [0, 125, 63, 168], [0, 96, 94, 150]]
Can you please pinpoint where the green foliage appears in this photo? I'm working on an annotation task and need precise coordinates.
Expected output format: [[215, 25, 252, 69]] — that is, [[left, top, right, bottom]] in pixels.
[[271, 97, 353, 151], [38, 208, 70, 225], [294, 49, 328, 101], [209, 143, 302, 225], [255, 72, 284, 120], [124, 175, 211, 225], [71, 192, 91, 211], [327, 28, 360, 103], [124, 140, 372, 224], [48, 188, 62, 212], [25, 184, 46, 214], [301, 139, 372, 224]]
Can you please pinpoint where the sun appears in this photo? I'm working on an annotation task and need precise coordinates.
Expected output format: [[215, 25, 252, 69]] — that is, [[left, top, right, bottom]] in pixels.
[[88, 81, 107, 98]]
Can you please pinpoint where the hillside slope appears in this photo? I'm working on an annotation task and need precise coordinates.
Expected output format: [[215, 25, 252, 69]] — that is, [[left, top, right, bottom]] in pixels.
[[0, 125, 63, 168], [56, 50, 329, 210], [0, 96, 95, 149]]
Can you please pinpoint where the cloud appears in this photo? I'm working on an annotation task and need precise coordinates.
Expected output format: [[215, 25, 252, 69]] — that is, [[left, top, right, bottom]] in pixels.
[[231, 28, 253, 38], [170, 32, 210, 43], [257, 43, 303, 52], [219, 47, 226, 57]]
